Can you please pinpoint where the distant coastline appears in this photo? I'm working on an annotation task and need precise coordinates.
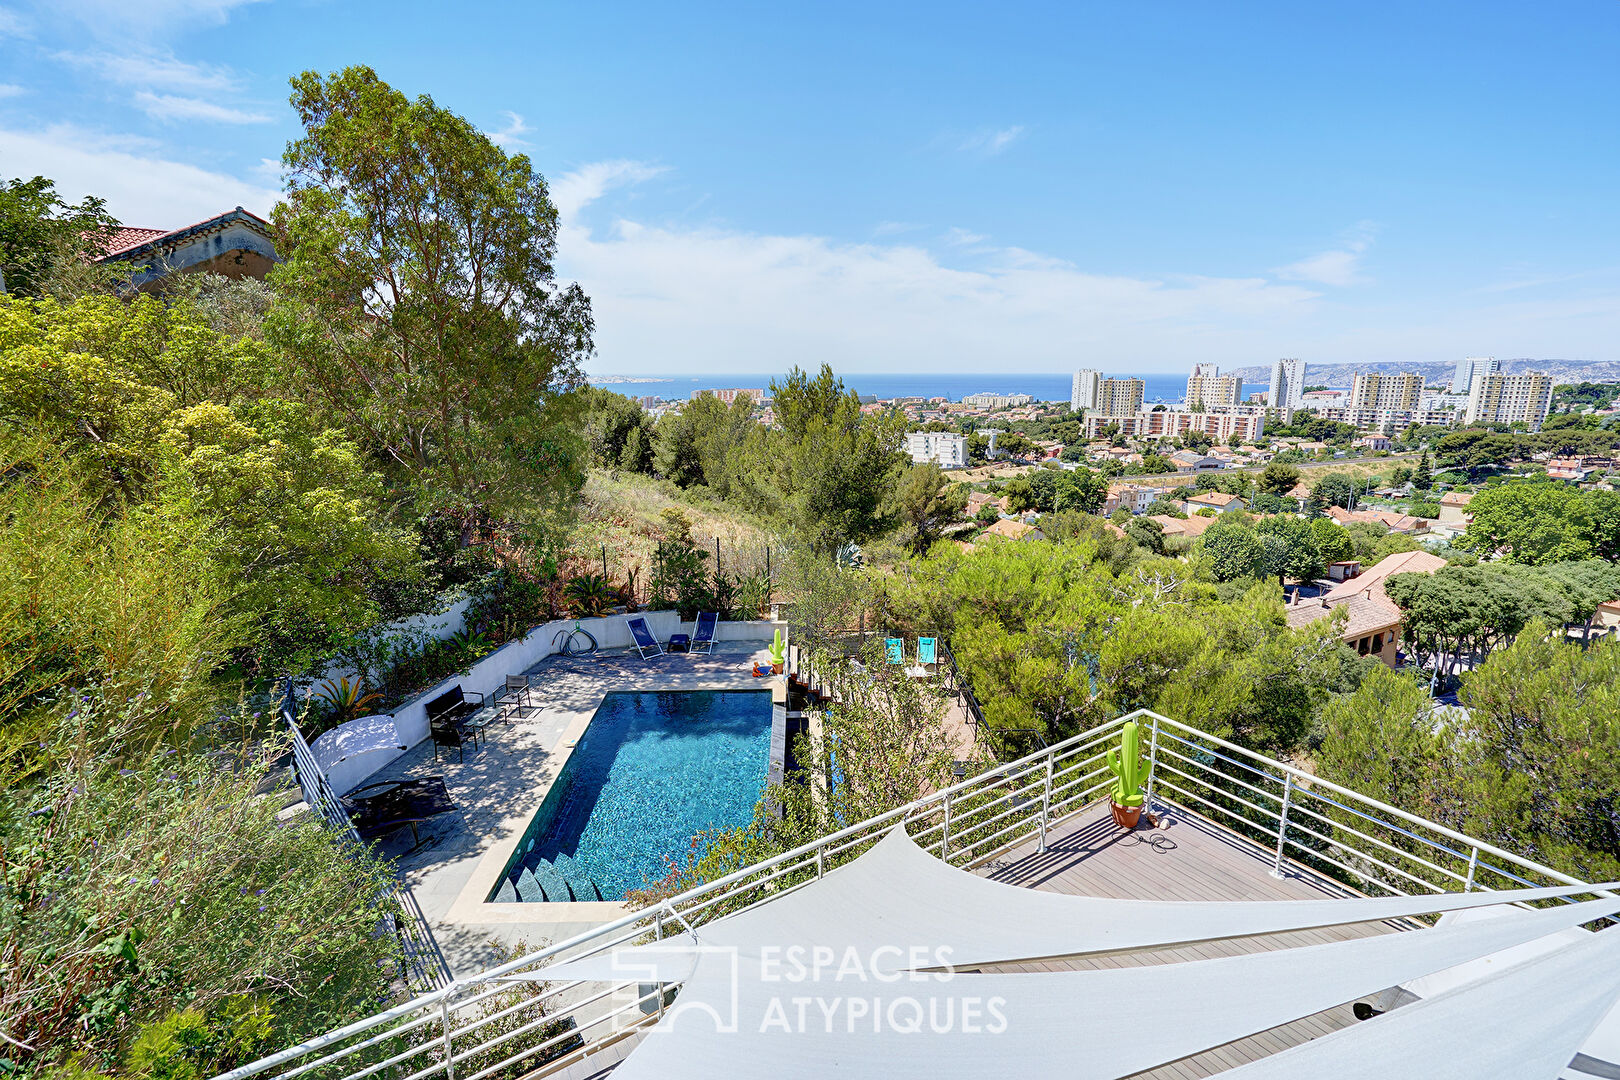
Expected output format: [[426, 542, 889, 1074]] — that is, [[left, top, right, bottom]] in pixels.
[[587, 372, 1251, 403]]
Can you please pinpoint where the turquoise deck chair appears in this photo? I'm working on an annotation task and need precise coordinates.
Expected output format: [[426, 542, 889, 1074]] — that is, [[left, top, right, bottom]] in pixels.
[[917, 637, 938, 665], [885, 638, 904, 664]]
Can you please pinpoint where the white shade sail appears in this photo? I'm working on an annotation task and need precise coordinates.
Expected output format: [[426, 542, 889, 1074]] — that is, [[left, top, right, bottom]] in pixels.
[[602, 894, 1620, 1080], [1208, 921, 1620, 1080], [542, 826, 1619, 983]]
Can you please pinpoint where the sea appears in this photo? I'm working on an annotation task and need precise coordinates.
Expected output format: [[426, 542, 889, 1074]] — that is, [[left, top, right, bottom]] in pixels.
[[590, 372, 1258, 405]]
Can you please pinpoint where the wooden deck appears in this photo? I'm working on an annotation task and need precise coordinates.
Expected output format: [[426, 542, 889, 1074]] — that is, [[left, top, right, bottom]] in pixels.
[[974, 800, 1399, 1079]]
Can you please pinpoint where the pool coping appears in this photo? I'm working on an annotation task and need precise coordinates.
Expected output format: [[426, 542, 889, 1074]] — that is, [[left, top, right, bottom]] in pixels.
[[445, 677, 788, 926]]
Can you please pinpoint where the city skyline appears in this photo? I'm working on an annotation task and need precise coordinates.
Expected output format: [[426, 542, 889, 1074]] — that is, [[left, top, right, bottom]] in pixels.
[[2, 3, 1617, 374]]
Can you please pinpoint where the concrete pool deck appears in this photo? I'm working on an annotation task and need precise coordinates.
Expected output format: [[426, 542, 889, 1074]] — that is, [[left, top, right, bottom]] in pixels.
[[357, 639, 779, 977]]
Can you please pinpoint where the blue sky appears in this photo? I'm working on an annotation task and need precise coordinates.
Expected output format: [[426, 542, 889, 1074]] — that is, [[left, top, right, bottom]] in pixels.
[[2, 1, 1618, 375]]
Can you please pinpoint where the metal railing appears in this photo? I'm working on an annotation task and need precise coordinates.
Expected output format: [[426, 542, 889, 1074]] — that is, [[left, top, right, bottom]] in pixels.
[[281, 682, 453, 993], [218, 707, 1605, 1080]]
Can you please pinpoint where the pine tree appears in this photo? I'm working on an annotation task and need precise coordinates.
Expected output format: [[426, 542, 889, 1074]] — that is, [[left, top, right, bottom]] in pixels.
[[1412, 450, 1433, 490]]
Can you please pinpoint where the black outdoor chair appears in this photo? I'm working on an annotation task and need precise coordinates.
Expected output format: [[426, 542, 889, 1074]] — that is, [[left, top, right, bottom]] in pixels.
[[342, 776, 456, 848], [425, 686, 486, 761]]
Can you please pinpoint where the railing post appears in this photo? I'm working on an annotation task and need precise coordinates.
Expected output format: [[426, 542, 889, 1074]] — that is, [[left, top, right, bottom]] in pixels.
[[1143, 713, 1162, 815], [439, 993, 456, 1080], [815, 846, 825, 879], [1464, 846, 1480, 892], [1038, 753, 1054, 854], [1270, 773, 1295, 879], [942, 790, 953, 861]]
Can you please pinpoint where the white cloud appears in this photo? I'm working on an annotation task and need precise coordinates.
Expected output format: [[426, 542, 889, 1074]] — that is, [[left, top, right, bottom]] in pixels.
[[553, 160, 1326, 375], [488, 111, 531, 149], [943, 226, 987, 246], [958, 125, 1025, 156], [56, 50, 240, 93], [0, 83, 25, 98], [550, 159, 669, 223], [1275, 222, 1379, 287], [0, 7, 29, 38], [133, 91, 269, 124], [45, 0, 264, 38], [0, 123, 280, 224]]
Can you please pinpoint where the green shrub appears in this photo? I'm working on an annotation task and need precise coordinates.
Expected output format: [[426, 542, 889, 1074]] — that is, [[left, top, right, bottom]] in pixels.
[[1, 699, 403, 1075]]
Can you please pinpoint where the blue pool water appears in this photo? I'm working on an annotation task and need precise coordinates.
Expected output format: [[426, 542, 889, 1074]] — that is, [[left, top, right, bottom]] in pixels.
[[495, 690, 773, 902]]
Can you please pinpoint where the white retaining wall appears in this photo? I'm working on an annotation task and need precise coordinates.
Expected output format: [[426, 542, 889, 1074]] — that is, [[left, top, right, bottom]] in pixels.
[[311, 595, 473, 689], [328, 612, 784, 794]]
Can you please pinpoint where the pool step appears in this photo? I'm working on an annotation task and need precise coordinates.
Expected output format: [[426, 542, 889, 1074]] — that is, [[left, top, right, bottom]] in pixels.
[[496, 853, 609, 903]]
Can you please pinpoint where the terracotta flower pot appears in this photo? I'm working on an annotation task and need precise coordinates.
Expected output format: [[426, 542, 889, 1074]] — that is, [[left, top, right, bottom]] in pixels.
[[1111, 800, 1143, 829], [771, 662, 784, 675]]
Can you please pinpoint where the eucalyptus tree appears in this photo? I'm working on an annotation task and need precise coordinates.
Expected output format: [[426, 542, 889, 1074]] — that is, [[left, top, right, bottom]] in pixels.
[[269, 65, 593, 524]]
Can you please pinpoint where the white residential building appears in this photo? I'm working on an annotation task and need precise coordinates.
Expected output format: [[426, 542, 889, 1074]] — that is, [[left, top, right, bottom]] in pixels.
[[1464, 370, 1555, 430], [1451, 356, 1500, 395], [905, 431, 969, 468], [1268, 357, 1305, 411], [962, 392, 1034, 409], [1348, 372, 1423, 412], [1097, 377, 1144, 417], [1070, 369, 1102, 413], [1186, 363, 1242, 409]]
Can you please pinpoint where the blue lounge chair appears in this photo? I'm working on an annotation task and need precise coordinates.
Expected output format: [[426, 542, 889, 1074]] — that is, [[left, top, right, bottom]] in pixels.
[[627, 615, 664, 660], [885, 637, 904, 664], [917, 637, 938, 666], [692, 611, 719, 654]]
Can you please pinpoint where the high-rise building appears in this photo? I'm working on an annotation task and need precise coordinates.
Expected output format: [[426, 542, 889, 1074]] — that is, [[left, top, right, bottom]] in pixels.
[[1185, 363, 1241, 409], [1268, 358, 1305, 411], [1348, 372, 1423, 412], [1450, 356, 1500, 395], [1070, 369, 1102, 413], [1097, 377, 1144, 418], [1464, 371, 1554, 430]]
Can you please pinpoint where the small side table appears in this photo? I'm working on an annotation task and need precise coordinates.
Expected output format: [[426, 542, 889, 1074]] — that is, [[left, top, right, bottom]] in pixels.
[[668, 633, 691, 654]]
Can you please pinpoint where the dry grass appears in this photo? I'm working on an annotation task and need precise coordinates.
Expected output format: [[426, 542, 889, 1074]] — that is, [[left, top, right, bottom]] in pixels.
[[569, 469, 782, 587]]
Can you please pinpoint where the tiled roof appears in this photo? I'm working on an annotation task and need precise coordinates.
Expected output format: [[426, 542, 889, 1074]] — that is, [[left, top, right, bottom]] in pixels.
[[1287, 591, 1403, 639], [1324, 549, 1446, 603], [982, 519, 1038, 540], [98, 207, 274, 260], [99, 226, 168, 255], [1189, 491, 1241, 506], [1149, 513, 1215, 538]]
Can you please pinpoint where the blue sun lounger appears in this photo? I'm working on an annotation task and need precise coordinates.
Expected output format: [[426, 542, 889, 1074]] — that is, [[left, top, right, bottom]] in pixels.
[[692, 611, 719, 654], [626, 616, 664, 660], [885, 637, 905, 664]]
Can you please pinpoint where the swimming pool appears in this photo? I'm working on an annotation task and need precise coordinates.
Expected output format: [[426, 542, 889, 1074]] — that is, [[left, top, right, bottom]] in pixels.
[[490, 689, 774, 903]]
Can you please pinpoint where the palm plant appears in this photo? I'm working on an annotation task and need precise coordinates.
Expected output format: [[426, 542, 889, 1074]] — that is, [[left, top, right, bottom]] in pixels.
[[315, 676, 383, 724]]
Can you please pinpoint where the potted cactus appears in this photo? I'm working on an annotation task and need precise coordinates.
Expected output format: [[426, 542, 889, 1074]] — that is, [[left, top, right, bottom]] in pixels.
[[768, 630, 786, 675], [1106, 719, 1148, 829]]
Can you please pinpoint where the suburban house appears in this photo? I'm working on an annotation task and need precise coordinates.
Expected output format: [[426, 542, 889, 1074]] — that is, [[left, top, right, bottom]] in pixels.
[[1183, 491, 1246, 514], [981, 518, 1043, 541], [97, 207, 278, 290], [1288, 549, 1446, 665], [1325, 505, 1426, 534], [1437, 490, 1474, 524], [1169, 450, 1224, 473], [1547, 457, 1591, 482], [1355, 434, 1393, 452], [1149, 513, 1216, 539], [1107, 483, 1157, 515]]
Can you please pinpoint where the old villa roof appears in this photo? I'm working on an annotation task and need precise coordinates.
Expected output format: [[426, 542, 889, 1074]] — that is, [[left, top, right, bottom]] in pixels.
[[982, 518, 1039, 540], [97, 207, 274, 261]]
